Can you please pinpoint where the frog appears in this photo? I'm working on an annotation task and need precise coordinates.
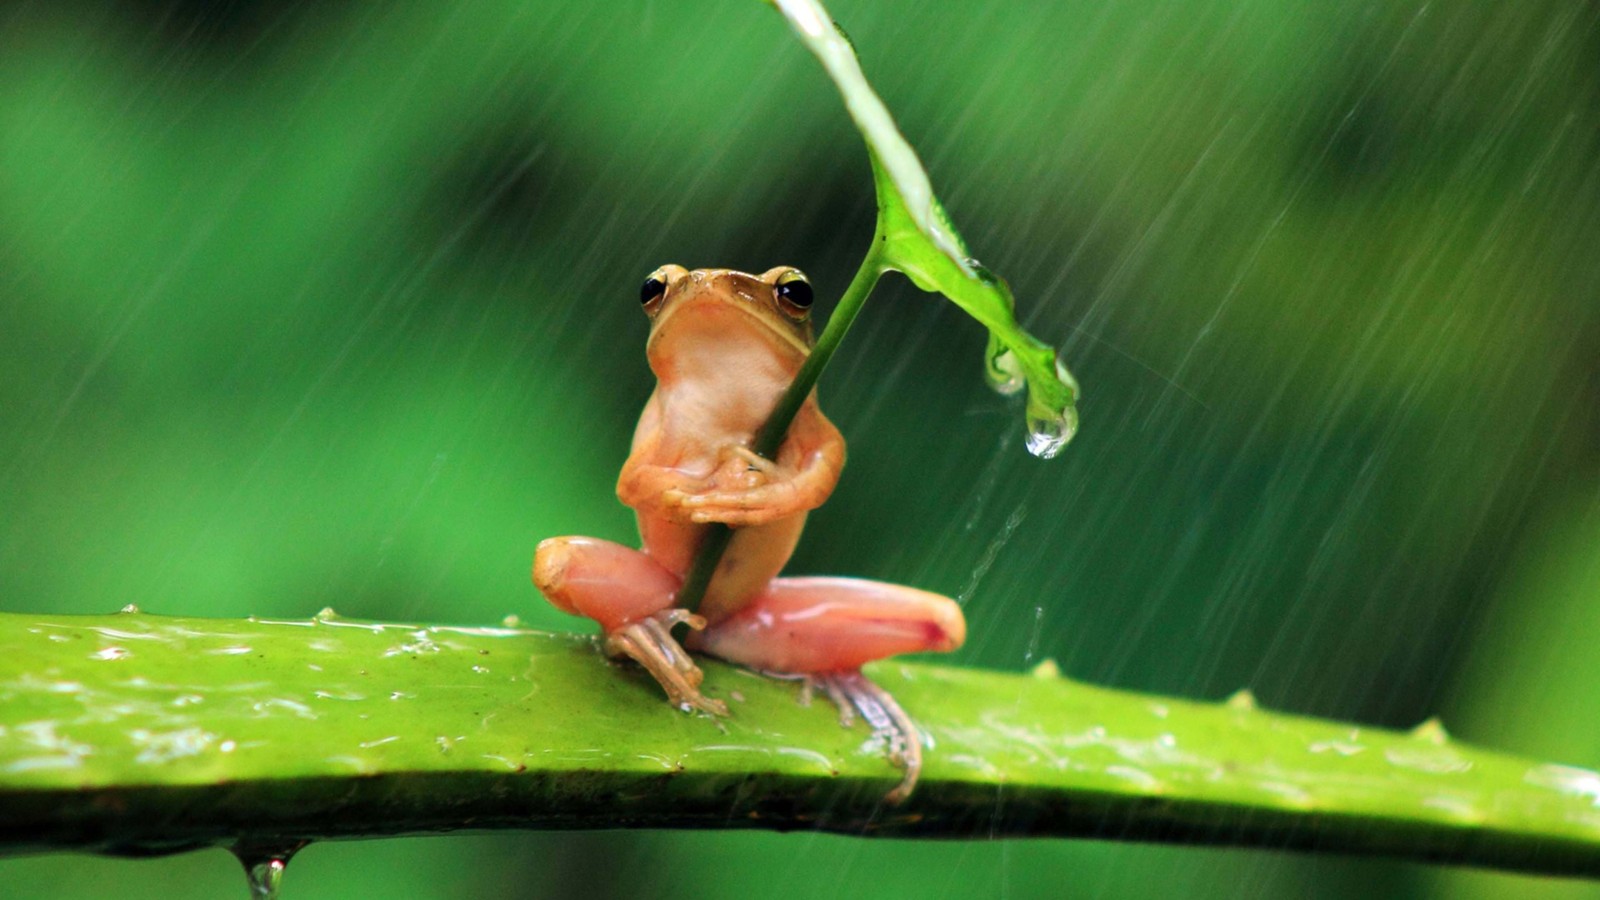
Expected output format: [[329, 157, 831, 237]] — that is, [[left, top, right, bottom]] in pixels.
[[533, 264, 966, 802]]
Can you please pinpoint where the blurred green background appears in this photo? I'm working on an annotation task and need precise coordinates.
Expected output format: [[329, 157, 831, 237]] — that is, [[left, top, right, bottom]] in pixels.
[[1, 0, 1597, 896]]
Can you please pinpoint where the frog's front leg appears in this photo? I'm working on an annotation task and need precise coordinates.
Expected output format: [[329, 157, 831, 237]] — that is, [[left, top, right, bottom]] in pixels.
[[666, 405, 846, 527], [690, 577, 966, 802], [533, 536, 728, 716]]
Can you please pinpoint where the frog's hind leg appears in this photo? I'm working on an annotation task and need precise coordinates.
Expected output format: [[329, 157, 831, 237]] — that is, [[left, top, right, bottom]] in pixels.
[[691, 577, 967, 802], [691, 576, 966, 673], [533, 536, 728, 716]]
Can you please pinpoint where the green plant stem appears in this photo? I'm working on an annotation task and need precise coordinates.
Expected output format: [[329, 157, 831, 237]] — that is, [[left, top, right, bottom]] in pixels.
[[674, 248, 885, 614], [752, 248, 885, 457], [5, 610, 1600, 879]]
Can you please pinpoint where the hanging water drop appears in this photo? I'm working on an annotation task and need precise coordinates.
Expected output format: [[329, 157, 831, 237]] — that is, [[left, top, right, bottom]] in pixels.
[[1025, 406, 1078, 458], [246, 856, 285, 900], [232, 841, 305, 900]]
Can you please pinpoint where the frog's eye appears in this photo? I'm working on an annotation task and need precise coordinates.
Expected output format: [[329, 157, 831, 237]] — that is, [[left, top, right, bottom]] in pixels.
[[640, 273, 668, 308], [774, 271, 813, 318]]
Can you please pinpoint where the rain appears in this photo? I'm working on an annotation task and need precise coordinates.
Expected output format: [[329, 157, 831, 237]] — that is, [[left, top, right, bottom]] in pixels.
[[1, 0, 1597, 897]]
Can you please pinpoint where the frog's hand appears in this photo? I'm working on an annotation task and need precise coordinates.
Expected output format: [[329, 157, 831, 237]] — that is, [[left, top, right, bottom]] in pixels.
[[689, 576, 966, 803], [670, 410, 847, 527], [533, 536, 728, 717], [616, 460, 704, 521]]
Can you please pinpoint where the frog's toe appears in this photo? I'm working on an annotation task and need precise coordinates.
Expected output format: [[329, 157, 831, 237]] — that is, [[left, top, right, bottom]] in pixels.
[[811, 671, 923, 805], [604, 610, 729, 717], [689, 506, 786, 527]]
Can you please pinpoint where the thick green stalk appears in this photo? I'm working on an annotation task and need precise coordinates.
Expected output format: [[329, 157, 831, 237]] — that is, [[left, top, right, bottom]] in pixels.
[[674, 250, 884, 613], [4, 610, 1600, 879]]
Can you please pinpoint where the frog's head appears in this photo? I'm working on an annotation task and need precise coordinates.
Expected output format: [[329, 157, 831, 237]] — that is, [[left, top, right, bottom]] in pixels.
[[640, 265, 815, 379]]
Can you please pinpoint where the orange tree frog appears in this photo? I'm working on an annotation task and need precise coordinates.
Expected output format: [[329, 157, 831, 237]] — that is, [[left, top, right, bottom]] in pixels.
[[533, 265, 966, 801]]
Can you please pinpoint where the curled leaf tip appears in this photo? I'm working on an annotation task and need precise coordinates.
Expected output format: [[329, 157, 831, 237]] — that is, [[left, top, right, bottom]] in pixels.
[[986, 346, 1026, 396]]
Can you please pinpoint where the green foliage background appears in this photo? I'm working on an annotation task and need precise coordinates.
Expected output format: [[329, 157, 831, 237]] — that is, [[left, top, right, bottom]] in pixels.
[[1, 1, 1596, 897]]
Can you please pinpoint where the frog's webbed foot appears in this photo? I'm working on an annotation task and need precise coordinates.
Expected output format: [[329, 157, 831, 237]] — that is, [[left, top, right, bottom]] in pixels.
[[604, 609, 729, 717], [810, 671, 923, 805]]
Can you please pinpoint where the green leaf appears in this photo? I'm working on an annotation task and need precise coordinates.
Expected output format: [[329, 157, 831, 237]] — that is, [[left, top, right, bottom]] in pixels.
[[6, 611, 1600, 880], [770, 0, 1081, 456]]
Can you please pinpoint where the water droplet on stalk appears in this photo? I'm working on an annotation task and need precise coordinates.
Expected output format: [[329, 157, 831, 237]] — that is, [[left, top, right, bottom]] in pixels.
[[232, 841, 305, 900], [1025, 406, 1078, 458], [246, 857, 285, 899], [1029, 658, 1062, 679], [1226, 688, 1259, 711], [1410, 717, 1451, 745], [964, 257, 999, 285]]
